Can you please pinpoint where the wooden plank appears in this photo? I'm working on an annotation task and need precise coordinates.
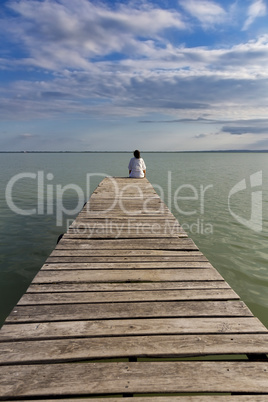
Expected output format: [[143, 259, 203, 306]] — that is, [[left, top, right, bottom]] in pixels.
[[73, 217, 182, 222], [73, 213, 175, 219], [57, 239, 198, 250], [6, 301, 252, 323], [67, 217, 178, 223], [46, 255, 209, 262], [63, 233, 187, 239], [83, 193, 164, 198], [83, 198, 166, 203], [64, 232, 187, 239], [26, 281, 230, 293], [76, 212, 174, 218], [1, 334, 268, 365], [78, 207, 172, 213], [68, 218, 184, 230], [31, 268, 224, 283], [82, 198, 168, 202], [80, 200, 169, 205], [4, 397, 267, 402], [79, 207, 172, 212], [1, 361, 268, 397], [70, 226, 185, 235], [17, 288, 239, 305], [1, 317, 266, 341], [50, 249, 204, 257], [73, 209, 174, 217], [69, 218, 181, 225], [80, 203, 169, 208], [81, 204, 170, 209], [41, 261, 214, 269]]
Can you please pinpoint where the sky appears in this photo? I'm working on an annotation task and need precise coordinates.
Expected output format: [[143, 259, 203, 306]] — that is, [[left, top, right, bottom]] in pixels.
[[0, 0, 268, 151]]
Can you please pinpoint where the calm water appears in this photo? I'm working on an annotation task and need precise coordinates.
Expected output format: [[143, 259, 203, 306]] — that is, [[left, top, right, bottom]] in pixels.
[[0, 152, 268, 328]]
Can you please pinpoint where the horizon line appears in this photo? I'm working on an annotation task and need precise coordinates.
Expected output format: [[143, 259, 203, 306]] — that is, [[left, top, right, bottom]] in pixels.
[[1, 150, 268, 153]]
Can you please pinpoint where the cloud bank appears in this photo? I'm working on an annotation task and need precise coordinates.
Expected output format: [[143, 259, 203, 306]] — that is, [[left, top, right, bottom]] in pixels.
[[0, 0, 268, 150]]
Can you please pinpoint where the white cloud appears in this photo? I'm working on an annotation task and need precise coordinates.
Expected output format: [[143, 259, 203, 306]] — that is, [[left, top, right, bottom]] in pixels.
[[1, 32, 268, 125], [179, 0, 227, 28], [243, 0, 266, 30], [5, 0, 185, 70], [0, 0, 268, 149], [4, 0, 268, 78]]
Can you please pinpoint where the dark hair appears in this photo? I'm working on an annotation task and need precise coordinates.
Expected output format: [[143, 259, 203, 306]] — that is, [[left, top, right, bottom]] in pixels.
[[134, 149, 140, 159]]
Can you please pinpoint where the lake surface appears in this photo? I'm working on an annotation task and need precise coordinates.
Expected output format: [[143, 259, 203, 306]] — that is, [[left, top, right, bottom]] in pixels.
[[0, 152, 268, 328]]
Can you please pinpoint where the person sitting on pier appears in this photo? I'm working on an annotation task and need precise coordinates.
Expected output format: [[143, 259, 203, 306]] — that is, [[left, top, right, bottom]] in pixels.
[[128, 150, 146, 178]]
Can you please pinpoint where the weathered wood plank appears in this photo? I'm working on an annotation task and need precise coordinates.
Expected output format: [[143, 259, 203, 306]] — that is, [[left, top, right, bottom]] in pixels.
[[26, 281, 230, 293], [17, 288, 239, 305], [69, 218, 181, 225], [46, 255, 208, 263], [56, 239, 198, 250], [78, 209, 173, 214], [4, 397, 267, 402], [0, 317, 266, 341], [6, 300, 252, 323], [73, 217, 182, 223], [63, 233, 187, 239], [69, 226, 185, 237], [41, 261, 214, 269], [85, 198, 165, 203], [31, 268, 224, 283], [74, 213, 175, 220], [75, 211, 174, 217], [83, 198, 166, 202], [79, 204, 170, 210], [80, 199, 169, 204], [70, 219, 183, 225], [64, 232, 187, 239], [68, 217, 185, 236], [79, 200, 169, 205], [78, 207, 172, 214], [1, 361, 268, 397], [1, 334, 268, 365], [50, 249, 204, 257]]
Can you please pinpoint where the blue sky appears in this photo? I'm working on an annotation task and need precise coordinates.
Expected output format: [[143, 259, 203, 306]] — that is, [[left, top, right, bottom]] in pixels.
[[0, 0, 268, 151]]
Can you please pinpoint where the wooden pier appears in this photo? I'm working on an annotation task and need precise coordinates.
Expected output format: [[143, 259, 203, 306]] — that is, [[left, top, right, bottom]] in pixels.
[[0, 177, 268, 400]]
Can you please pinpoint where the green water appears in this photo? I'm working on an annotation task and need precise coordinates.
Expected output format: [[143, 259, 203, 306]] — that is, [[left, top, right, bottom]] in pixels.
[[0, 152, 268, 328]]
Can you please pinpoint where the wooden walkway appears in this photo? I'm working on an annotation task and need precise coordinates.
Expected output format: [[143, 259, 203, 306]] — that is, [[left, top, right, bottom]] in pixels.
[[0, 177, 268, 400]]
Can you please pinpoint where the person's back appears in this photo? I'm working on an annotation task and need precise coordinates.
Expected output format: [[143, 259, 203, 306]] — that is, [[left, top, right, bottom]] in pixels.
[[128, 150, 146, 178]]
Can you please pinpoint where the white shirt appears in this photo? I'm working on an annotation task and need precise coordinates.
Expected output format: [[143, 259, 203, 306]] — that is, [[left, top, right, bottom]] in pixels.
[[128, 157, 146, 178]]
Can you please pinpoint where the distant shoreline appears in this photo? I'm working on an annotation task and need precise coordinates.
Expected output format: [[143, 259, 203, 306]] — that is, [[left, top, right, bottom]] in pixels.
[[1, 150, 268, 154]]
